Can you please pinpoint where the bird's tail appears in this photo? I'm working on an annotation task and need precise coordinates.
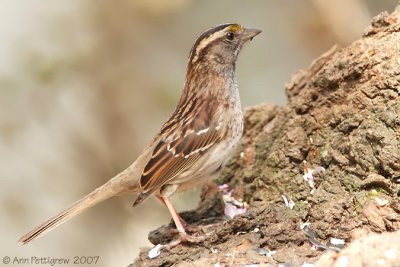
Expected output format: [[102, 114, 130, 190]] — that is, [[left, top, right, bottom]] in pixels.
[[18, 168, 139, 244]]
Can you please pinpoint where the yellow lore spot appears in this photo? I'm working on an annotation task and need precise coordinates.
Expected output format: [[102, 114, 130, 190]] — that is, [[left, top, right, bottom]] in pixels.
[[228, 24, 241, 33]]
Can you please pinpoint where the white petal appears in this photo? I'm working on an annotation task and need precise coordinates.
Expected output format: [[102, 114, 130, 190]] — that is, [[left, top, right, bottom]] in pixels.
[[148, 244, 163, 259]]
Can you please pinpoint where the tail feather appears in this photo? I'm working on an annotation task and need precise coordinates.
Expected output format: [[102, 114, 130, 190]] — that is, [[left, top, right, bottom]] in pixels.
[[19, 171, 138, 244]]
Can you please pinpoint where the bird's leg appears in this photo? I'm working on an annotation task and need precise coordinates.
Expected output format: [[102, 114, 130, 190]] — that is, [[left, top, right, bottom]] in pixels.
[[159, 196, 186, 234], [158, 196, 206, 246], [178, 219, 203, 233], [156, 196, 203, 233]]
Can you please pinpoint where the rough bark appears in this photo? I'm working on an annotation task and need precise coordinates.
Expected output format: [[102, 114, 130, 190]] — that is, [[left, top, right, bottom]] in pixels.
[[131, 7, 400, 267]]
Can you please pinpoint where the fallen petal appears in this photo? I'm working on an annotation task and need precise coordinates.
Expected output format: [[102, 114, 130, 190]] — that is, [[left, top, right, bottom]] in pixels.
[[224, 202, 246, 219], [218, 184, 229, 193], [330, 238, 345, 245], [148, 244, 163, 259], [282, 195, 289, 206]]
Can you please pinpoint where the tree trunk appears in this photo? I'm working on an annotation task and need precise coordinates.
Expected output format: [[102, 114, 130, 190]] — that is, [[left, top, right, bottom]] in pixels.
[[131, 6, 400, 267]]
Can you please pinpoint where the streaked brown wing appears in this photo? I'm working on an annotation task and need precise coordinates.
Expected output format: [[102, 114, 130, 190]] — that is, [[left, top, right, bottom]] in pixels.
[[131, 94, 224, 206], [139, 125, 221, 195]]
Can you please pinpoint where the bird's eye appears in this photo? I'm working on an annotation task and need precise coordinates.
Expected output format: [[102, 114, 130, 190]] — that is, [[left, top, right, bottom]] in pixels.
[[226, 32, 235, 41]]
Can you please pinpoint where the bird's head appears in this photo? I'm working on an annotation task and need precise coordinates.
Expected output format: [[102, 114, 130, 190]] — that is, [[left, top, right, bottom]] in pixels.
[[189, 23, 261, 67]]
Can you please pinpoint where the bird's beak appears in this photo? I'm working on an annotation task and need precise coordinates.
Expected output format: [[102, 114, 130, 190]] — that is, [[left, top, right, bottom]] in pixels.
[[241, 28, 262, 42]]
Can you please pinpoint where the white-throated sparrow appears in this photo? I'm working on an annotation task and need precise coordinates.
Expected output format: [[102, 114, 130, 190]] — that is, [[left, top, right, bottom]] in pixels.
[[19, 23, 261, 245]]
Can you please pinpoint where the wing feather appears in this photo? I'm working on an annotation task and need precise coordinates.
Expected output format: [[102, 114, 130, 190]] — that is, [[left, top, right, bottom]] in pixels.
[[133, 95, 225, 205], [139, 124, 221, 194]]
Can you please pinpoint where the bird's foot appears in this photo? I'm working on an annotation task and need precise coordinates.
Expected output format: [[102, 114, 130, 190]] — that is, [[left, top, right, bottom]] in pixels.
[[179, 231, 207, 243], [169, 221, 204, 234], [164, 231, 206, 250]]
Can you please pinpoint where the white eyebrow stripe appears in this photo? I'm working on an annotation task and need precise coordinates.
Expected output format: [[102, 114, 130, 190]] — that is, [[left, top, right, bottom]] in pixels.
[[192, 30, 226, 62]]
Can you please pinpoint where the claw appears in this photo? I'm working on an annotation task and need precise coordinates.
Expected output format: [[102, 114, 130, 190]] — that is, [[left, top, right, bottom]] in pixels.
[[163, 232, 206, 251], [179, 232, 206, 243]]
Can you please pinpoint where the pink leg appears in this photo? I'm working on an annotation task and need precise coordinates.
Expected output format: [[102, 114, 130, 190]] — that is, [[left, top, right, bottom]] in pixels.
[[156, 196, 202, 233], [155, 196, 206, 249], [160, 196, 186, 234]]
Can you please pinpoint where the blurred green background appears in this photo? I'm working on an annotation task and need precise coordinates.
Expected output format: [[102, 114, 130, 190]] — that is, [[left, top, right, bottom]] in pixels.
[[1, 0, 397, 266]]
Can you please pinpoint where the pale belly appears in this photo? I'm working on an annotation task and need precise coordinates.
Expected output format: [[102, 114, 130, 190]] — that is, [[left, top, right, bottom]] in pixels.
[[173, 141, 240, 193]]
